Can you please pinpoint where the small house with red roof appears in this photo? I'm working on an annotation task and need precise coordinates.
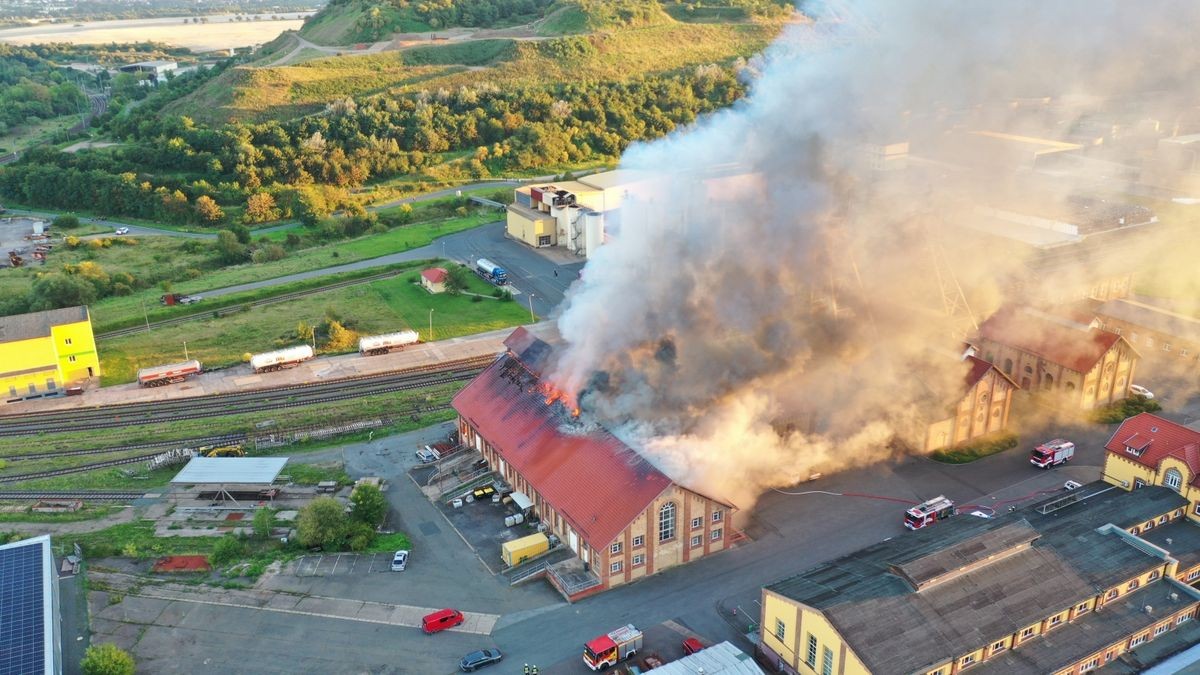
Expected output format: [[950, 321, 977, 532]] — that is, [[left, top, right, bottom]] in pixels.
[[924, 354, 1019, 452], [452, 328, 735, 601], [420, 267, 448, 294], [974, 306, 1138, 409]]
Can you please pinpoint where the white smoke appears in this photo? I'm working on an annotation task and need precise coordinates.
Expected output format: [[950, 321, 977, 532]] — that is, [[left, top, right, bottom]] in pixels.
[[550, 0, 1200, 509]]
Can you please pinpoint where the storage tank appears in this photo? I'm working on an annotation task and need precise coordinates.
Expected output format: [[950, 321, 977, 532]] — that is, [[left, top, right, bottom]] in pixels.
[[358, 330, 420, 355], [584, 211, 604, 258], [250, 345, 315, 373]]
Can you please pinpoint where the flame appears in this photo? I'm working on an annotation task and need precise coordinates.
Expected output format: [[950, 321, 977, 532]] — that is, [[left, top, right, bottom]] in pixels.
[[538, 382, 581, 417]]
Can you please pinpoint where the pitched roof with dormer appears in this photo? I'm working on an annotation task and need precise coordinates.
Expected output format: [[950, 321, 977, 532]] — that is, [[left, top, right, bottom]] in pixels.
[[1104, 413, 1200, 486]]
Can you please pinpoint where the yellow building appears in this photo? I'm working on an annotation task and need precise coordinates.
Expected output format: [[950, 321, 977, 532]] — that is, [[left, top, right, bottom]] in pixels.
[[924, 355, 1018, 452], [760, 484, 1200, 675], [0, 306, 98, 400], [505, 171, 652, 256]]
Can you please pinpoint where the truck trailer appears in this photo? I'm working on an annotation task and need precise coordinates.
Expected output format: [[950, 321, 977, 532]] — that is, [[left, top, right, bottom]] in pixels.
[[501, 532, 549, 567], [474, 258, 508, 285], [583, 624, 642, 671], [1030, 439, 1075, 469]]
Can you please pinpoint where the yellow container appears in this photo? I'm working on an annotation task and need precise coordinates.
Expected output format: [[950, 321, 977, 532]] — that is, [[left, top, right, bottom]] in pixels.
[[501, 532, 549, 567]]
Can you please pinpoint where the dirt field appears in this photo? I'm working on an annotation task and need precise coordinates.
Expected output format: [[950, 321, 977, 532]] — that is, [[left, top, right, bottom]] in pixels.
[[0, 14, 311, 51]]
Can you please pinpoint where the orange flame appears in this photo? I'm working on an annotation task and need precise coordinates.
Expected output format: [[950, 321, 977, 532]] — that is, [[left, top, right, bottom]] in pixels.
[[539, 382, 580, 417]]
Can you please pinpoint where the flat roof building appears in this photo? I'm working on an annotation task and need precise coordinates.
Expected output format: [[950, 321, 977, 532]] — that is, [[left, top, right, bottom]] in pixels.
[[0, 306, 99, 402], [760, 484, 1200, 675], [0, 534, 62, 675]]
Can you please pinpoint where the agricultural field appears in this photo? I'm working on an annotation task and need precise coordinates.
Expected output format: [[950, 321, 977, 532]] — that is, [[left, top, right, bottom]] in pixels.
[[97, 264, 526, 384]]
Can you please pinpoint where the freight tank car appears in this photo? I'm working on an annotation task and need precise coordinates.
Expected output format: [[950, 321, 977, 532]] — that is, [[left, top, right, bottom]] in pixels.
[[358, 330, 420, 356], [250, 345, 314, 373], [136, 360, 203, 387]]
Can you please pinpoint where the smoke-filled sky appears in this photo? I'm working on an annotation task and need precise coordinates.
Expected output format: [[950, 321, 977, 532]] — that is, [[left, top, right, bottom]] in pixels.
[[549, 0, 1200, 509]]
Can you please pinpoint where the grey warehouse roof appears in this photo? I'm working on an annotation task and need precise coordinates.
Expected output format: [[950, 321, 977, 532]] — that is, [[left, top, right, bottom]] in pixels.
[[642, 641, 764, 675], [0, 306, 89, 344], [1098, 298, 1200, 343], [0, 534, 60, 675], [765, 484, 1185, 675], [171, 457, 289, 485]]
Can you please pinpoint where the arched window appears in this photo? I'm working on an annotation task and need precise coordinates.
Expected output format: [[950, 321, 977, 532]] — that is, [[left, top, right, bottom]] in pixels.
[[1066, 382, 1076, 391], [1165, 469, 1183, 491], [1043, 374, 1054, 390], [658, 502, 676, 542], [1004, 358, 1013, 374], [1024, 365, 1033, 375]]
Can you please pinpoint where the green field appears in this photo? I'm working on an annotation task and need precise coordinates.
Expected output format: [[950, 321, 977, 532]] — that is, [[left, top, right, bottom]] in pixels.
[[97, 264, 526, 384], [0, 115, 79, 155]]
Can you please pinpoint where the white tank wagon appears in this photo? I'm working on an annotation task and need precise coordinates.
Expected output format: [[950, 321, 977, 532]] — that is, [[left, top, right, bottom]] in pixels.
[[358, 330, 420, 356], [136, 359, 203, 387], [250, 345, 314, 373]]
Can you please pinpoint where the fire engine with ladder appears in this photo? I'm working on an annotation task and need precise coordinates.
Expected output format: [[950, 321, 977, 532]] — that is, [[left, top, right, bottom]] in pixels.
[[904, 495, 957, 530], [583, 624, 643, 670]]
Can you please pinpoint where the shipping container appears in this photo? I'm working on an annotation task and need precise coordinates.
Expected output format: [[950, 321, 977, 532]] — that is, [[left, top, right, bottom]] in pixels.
[[501, 532, 549, 567]]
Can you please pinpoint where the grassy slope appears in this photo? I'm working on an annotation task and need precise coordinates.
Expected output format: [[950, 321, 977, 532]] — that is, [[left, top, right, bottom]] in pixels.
[[172, 20, 778, 124], [298, 0, 433, 46]]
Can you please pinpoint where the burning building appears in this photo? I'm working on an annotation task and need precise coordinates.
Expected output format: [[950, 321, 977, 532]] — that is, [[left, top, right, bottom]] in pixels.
[[453, 328, 735, 600]]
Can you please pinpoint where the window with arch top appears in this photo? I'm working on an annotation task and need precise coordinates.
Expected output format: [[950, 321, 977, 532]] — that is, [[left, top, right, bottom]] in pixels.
[[658, 502, 677, 542], [1165, 468, 1183, 491]]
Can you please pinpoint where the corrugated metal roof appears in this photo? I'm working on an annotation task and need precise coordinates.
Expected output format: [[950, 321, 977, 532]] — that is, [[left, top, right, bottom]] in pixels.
[[171, 457, 288, 484], [0, 306, 88, 344], [978, 306, 1125, 373], [647, 641, 764, 674], [453, 331, 675, 549]]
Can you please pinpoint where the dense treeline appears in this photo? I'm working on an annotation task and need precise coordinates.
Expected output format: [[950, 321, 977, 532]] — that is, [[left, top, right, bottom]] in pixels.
[[0, 45, 88, 133], [0, 64, 744, 223]]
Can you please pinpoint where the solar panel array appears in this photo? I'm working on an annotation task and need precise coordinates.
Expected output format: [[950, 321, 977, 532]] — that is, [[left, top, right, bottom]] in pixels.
[[0, 540, 46, 675]]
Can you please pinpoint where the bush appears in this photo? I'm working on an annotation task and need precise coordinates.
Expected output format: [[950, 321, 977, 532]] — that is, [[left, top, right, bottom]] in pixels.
[[253, 508, 274, 539], [209, 535, 245, 567], [347, 521, 375, 552], [350, 484, 387, 526], [80, 643, 135, 675], [52, 215, 80, 229], [471, 295, 483, 303], [931, 432, 1019, 464], [1092, 396, 1163, 424], [297, 497, 348, 550]]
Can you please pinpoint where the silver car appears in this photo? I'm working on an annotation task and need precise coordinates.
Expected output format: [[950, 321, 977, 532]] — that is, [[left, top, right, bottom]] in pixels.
[[391, 550, 408, 571]]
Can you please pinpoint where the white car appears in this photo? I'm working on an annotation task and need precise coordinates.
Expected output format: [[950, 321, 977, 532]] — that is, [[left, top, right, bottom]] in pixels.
[[1130, 384, 1155, 400], [114, 227, 130, 235], [391, 550, 409, 571]]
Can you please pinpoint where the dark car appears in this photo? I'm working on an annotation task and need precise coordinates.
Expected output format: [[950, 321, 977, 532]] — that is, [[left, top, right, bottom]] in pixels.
[[459, 648, 502, 672]]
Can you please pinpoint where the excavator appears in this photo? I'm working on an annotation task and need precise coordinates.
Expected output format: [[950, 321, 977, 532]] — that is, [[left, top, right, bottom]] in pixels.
[[199, 444, 245, 458]]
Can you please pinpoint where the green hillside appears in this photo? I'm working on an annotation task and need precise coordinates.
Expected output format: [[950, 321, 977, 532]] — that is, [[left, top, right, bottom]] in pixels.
[[299, 0, 552, 46]]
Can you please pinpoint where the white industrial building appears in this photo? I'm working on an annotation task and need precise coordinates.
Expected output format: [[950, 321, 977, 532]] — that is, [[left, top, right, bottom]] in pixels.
[[505, 170, 651, 257]]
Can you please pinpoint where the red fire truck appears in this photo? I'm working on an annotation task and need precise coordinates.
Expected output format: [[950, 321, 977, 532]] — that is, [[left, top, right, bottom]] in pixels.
[[904, 495, 957, 530], [583, 624, 643, 670], [1030, 439, 1075, 469]]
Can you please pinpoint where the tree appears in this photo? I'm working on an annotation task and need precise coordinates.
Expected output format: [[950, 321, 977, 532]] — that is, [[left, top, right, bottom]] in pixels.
[[253, 508, 274, 539], [194, 195, 224, 224], [208, 535, 245, 567], [243, 192, 279, 223], [324, 319, 356, 351], [444, 265, 472, 295], [80, 643, 135, 675], [297, 497, 348, 550], [52, 214, 79, 229], [30, 273, 97, 309], [215, 230, 248, 264], [230, 223, 251, 245], [349, 484, 386, 526]]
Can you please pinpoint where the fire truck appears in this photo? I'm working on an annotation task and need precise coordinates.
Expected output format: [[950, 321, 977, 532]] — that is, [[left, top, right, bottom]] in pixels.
[[904, 495, 957, 530], [583, 624, 643, 670], [1030, 439, 1075, 469]]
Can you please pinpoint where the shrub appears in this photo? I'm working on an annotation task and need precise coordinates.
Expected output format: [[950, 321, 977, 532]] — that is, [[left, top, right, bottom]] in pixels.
[[1092, 396, 1163, 424], [349, 484, 386, 526], [52, 215, 80, 229], [471, 295, 483, 303], [80, 643, 135, 675], [209, 535, 245, 567], [931, 432, 1019, 464]]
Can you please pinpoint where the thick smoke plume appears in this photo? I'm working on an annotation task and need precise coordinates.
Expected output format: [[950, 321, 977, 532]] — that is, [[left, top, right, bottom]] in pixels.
[[551, 0, 1200, 509]]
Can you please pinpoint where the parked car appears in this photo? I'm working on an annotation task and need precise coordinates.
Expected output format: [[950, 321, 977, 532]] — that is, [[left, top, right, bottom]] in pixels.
[[682, 637, 705, 655], [114, 227, 130, 235], [1130, 384, 1155, 399], [422, 608, 464, 634], [459, 648, 502, 672], [391, 550, 408, 572]]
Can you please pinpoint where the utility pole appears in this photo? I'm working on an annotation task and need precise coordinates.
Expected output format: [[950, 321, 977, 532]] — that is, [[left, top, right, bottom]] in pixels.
[[183, 341, 188, 360], [428, 308, 434, 342], [527, 293, 536, 323]]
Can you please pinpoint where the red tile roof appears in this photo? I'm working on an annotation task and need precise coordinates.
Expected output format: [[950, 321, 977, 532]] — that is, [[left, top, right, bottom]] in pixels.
[[1104, 413, 1200, 486], [453, 332, 686, 548], [963, 354, 1020, 391], [421, 267, 447, 283], [977, 307, 1125, 373]]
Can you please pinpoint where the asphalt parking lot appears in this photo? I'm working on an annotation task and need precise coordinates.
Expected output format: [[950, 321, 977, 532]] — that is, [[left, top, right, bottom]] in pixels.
[[435, 482, 545, 575], [291, 551, 399, 577]]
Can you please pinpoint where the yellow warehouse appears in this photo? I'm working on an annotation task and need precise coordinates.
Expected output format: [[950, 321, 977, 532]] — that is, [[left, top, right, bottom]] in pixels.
[[0, 306, 99, 401]]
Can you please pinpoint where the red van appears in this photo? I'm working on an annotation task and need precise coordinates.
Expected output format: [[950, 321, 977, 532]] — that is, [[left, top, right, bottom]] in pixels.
[[422, 608, 465, 634]]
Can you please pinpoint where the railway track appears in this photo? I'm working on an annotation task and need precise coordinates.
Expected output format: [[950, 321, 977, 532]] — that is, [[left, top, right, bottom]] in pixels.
[[96, 268, 414, 340], [0, 433, 246, 461], [0, 402, 451, 484], [0, 355, 493, 436], [0, 491, 146, 501]]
